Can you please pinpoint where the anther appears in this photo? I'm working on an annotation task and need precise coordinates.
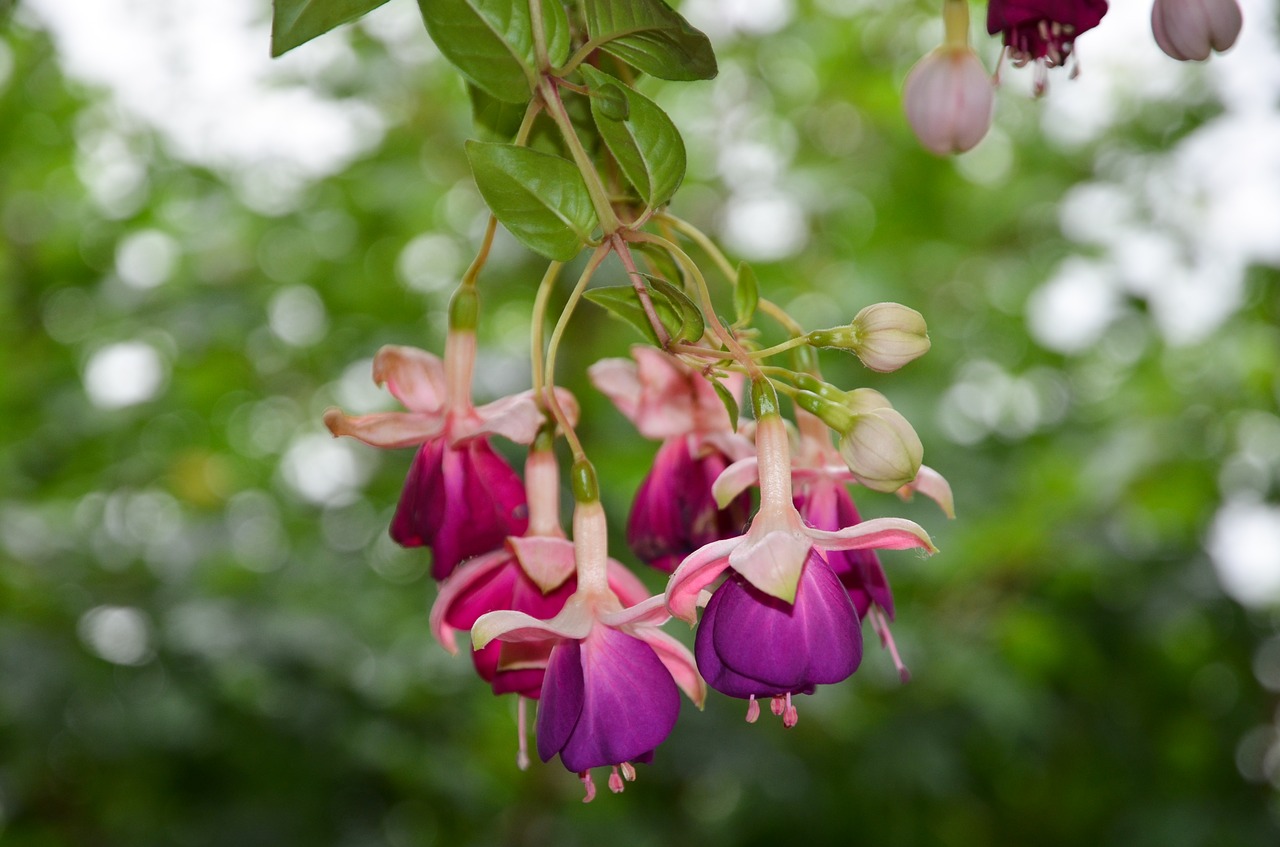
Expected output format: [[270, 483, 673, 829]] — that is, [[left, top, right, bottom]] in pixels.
[[783, 692, 799, 728], [770, 695, 786, 717], [621, 762, 637, 782], [746, 695, 760, 723], [580, 771, 597, 804], [608, 767, 625, 794]]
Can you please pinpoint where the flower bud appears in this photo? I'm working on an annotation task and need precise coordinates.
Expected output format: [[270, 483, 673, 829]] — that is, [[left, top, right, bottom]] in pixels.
[[902, 47, 994, 156], [810, 303, 931, 373], [1151, 0, 1242, 62], [838, 408, 923, 493]]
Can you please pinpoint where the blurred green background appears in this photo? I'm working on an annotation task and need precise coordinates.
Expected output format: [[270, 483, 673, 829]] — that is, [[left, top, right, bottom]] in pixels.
[[4, 1, 1280, 845]]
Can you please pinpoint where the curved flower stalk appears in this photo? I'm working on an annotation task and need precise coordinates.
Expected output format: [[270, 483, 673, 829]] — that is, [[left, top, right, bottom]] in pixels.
[[472, 495, 705, 801], [430, 448, 650, 700], [590, 347, 752, 573], [324, 330, 578, 579]]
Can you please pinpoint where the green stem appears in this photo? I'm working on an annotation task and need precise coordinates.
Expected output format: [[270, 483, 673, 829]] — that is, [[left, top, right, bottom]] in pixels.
[[627, 231, 763, 381], [530, 261, 564, 397], [657, 212, 738, 286], [539, 77, 621, 235], [611, 234, 671, 347], [543, 242, 612, 460], [529, 0, 549, 71], [748, 335, 810, 360]]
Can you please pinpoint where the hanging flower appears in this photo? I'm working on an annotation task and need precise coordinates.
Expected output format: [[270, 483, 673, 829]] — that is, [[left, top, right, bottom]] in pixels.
[[987, 0, 1109, 91], [902, 47, 995, 156], [590, 347, 752, 573], [324, 333, 577, 580], [472, 498, 704, 801]]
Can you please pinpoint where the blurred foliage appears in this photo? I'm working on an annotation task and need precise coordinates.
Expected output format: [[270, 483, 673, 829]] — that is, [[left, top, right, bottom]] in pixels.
[[3, 2, 1280, 846]]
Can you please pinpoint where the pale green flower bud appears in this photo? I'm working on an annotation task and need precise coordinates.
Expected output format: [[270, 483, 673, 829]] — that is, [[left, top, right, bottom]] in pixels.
[[807, 303, 930, 373], [837, 407, 923, 493]]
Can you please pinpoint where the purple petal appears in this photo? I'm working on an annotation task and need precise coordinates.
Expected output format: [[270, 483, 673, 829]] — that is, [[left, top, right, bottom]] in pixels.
[[390, 438, 446, 548], [796, 479, 894, 618], [538, 627, 680, 772], [696, 551, 862, 698]]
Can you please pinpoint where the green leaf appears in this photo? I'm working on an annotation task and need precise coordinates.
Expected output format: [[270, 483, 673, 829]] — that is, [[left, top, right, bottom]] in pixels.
[[583, 0, 717, 81], [650, 278, 704, 343], [734, 261, 758, 326], [584, 285, 683, 345], [709, 375, 740, 431], [468, 85, 528, 141], [417, 0, 571, 103], [271, 0, 390, 57], [633, 242, 683, 284], [580, 67, 686, 211], [465, 141, 598, 262]]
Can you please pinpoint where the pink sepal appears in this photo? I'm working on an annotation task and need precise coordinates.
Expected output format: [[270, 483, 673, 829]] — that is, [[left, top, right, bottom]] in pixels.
[[509, 536, 576, 594], [808, 517, 938, 554], [712, 457, 760, 509], [897, 464, 955, 519], [323, 407, 444, 449], [600, 594, 671, 629], [589, 346, 739, 440], [631, 626, 707, 708], [453, 387, 579, 447], [373, 345, 446, 413], [665, 537, 740, 624], [472, 597, 594, 650], [429, 549, 511, 654], [606, 560, 652, 608]]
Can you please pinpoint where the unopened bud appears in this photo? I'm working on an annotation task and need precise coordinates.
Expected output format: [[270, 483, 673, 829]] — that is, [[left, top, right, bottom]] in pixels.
[[809, 304, 930, 373], [902, 47, 994, 156], [838, 408, 923, 493], [1151, 0, 1242, 62]]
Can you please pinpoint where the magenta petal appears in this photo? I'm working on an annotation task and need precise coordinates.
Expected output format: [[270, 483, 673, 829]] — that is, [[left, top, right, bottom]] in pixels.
[[696, 552, 862, 698], [796, 480, 895, 619], [628, 438, 750, 574], [393, 437, 528, 580], [537, 627, 680, 772]]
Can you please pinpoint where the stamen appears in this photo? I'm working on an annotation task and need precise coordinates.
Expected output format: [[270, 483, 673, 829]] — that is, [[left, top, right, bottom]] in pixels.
[[621, 761, 637, 782], [870, 607, 911, 684], [1038, 19, 1050, 40], [516, 696, 530, 771], [782, 692, 799, 728], [770, 695, 786, 717], [608, 767, 625, 794], [580, 771, 597, 804], [745, 695, 760, 723]]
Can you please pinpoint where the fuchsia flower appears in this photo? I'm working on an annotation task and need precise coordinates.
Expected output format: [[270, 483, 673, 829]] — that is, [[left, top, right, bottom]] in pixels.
[[666, 406, 937, 720], [903, 47, 995, 156], [590, 347, 752, 573], [430, 449, 650, 701], [988, 0, 1109, 89], [325, 333, 577, 579], [472, 498, 704, 801]]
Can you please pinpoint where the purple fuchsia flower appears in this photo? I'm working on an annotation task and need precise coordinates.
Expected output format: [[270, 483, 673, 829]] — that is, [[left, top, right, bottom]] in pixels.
[[712, 408, 954, 683], [666, 393, 937, 722], [590, 347, 752, 573], [987, 0, 1109, 91], [472, 496, 704, 801], [325, 332, 578, 580], [429, 448, 650, 767]]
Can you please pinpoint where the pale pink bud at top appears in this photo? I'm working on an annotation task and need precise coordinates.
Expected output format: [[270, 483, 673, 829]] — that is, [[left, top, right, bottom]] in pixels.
[[903, 47, 994, 156], [1151, 0, 1242, 62], [838, 408, 924, 494]]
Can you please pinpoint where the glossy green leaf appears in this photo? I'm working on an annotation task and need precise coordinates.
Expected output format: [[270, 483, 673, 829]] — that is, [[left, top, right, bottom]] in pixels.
[[581, 66, 686, 211], [709, 374, 740, 431], [271, 0, 390, 57], [584, 285, 683, 345], [465, 141, 597, 261], [734, 261, 758, 326], [582, 0, 717, 81], [417, 0, 571, 104], [468, 85, 528, 141], [650, 278, 704, 343]]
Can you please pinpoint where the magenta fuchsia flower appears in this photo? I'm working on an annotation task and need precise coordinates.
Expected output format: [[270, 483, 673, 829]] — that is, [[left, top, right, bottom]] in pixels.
[[590, 347, 752, 574], [988, 0, 1109, 90], [666, 409, 936, 719], [430, 450, 650, 703], [472, 499, 704, 801], [1151, 0, 1242, 61], [325, 334, 577, 579]]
